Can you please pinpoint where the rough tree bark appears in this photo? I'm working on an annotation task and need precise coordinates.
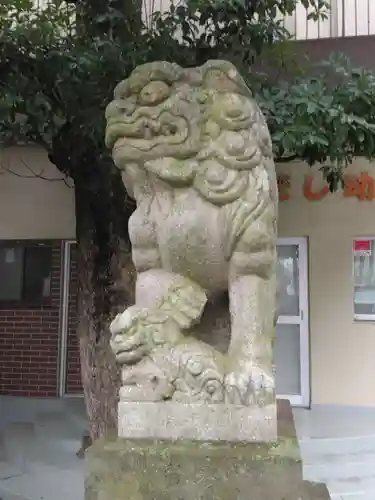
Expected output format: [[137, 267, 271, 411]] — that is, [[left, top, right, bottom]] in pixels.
[[74, 166, 136, 441], [49, 129, 136, 442]]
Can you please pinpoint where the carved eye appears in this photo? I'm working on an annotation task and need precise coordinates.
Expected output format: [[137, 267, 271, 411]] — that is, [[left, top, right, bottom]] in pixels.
[[205, 380, 221, 395], [218, 93, 249, 119], [186, 359, 203, 376], [139, 81, 170, 106], [224, 94, 244, 118], [160, 124, 178, 135], [211, 93, 253, 130]]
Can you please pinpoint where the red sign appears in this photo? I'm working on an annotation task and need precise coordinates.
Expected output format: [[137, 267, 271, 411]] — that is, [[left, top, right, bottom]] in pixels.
[[277, 172, 375, 201], [353, 239, 371, 256]]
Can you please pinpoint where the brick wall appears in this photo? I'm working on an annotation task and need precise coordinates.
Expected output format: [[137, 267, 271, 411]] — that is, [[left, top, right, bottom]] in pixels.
[[0, 242, 62, 397], [65, 243, 83, 394]]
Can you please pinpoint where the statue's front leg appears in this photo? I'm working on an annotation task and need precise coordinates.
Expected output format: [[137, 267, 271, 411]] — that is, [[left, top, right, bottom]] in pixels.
[[110, 230, 174, 336], [134, 268, 179, 309], [226, 257, 277, 407], [111, 193, 176, 331], [110, 267, 184, 351], [111, 263, 209, 345]]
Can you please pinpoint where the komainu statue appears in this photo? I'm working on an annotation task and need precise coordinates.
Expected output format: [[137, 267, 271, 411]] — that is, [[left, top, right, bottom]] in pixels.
[[105, 60, 278, 410]]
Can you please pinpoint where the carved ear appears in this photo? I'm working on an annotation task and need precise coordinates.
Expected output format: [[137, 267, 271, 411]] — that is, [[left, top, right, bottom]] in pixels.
[[202, 69, 241, 94], [199, 62, 252, 97], [114, 62, 183, 99], [114, 78, 130, 100]]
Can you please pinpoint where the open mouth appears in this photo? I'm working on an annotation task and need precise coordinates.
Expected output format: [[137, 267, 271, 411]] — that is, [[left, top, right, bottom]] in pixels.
[[106, 113, 189, 151], [115, 345, 146, 365], [112, 340, 143, 355]]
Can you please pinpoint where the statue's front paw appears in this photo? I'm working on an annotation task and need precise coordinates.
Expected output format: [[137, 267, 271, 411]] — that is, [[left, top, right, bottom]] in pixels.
[[225, 365, 275, 407], [120, 378, 175, 402]]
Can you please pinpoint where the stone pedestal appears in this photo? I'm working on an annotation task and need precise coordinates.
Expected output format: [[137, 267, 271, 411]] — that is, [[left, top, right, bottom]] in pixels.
[[117, 402, 277, 441], [85, 400, 331, 500]]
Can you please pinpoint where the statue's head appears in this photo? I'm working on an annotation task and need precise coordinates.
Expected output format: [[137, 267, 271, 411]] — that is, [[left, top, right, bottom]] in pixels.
[[110, 308, 151, 364], [105, 60, 274, 198], [110, 306, 183, 365], [105, 62, 201, 168]]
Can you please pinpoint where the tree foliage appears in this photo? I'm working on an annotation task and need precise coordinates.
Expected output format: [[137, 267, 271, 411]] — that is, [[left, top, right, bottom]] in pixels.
[[1, 0, 375, 189], [150, 0, 329, 67], [257, 54, 375, 189]]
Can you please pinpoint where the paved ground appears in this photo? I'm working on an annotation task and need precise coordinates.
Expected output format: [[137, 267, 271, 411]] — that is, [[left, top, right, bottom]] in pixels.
[[0, 396, 85, 500], [1, 396, 375, 499], [294, 405, 375, 500]]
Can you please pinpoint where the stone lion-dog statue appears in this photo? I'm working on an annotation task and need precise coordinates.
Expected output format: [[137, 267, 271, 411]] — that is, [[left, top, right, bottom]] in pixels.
[[105, 60, 278, 407]]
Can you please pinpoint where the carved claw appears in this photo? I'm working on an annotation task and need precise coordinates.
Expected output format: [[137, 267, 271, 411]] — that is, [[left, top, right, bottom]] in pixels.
[[120, 368, 175, 402], [225, 365, 275, 407]]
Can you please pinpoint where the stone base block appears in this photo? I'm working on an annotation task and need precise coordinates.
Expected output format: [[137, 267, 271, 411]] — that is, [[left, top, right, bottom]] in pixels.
[[118, 401, 277, 441], [85, 400, 331, 500]]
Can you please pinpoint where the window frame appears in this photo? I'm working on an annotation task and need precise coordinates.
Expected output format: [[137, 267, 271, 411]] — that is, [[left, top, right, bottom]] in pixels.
[[0, 239, 54, 308], [353, 236, 375, 322]]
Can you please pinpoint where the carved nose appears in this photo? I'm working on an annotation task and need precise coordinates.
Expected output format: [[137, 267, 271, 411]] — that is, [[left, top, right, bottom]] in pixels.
[[112, 335, 122, 345]]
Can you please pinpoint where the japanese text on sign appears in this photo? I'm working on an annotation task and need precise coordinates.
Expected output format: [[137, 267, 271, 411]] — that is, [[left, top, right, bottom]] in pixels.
[[277, 172, 375, 201]]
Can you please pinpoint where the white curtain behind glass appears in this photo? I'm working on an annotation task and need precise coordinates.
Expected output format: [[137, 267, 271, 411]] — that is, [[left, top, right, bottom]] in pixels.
[[277, 245, 300, 317], [275, 244, 301, 396]]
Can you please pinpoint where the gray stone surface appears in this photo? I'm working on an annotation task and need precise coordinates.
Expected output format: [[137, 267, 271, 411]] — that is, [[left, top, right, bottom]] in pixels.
[[85, 438, 305, 500], [118, 401, 277, 441], [0, 489, 31, 500], [105, 60, 279, 436], [294, 406, 375, 499], [86, 400, 330, 500], [0, 396, 85, 500]]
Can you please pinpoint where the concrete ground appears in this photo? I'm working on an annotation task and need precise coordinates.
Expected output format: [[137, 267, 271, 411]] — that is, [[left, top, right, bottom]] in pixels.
[[0, 396, 85, 500], [294, 405, 375, 500], [1, 396, 375, 500]]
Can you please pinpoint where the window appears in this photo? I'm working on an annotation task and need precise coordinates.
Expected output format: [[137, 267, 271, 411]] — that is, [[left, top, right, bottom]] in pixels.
[[277, 244, 300, 317], [0, 242, 52, 303], [353, 238, 375, 319]]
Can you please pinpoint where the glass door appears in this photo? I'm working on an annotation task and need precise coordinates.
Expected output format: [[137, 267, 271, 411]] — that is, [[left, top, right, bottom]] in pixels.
[[275, 238, 310, 407]]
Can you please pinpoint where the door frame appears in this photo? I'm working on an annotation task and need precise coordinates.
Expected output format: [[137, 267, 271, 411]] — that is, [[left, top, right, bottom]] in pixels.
[[58, 239, 80, 397], [276, 237, 310, 407]]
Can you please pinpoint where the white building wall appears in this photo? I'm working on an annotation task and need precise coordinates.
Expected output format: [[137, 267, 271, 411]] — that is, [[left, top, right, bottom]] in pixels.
[[33, 0, 375, 39], [0, 146, 76, 240], [142, 0, 375, 39], [288, 0, 375, 39]]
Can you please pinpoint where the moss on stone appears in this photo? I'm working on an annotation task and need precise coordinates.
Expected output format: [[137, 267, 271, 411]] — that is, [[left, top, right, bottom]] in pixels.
[[85, 401, 329, 500], [86, 434, 304, 500]]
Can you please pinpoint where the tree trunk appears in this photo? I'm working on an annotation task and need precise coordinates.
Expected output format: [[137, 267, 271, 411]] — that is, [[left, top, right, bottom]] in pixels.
[[74, 163, 135, 441], [49, 126, 136, 442], [76, 237, 120, 440]]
